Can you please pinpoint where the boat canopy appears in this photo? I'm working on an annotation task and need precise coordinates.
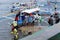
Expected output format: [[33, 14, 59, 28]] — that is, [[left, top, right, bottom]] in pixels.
[[21, 8, 40, 13]]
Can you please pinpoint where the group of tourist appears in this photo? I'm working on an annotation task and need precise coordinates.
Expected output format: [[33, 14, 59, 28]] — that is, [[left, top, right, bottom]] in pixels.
[[10, 11, 43, 40]]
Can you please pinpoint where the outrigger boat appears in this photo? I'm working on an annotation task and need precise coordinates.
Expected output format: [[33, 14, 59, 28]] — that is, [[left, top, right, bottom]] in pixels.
[[10, 0, 60, 40]]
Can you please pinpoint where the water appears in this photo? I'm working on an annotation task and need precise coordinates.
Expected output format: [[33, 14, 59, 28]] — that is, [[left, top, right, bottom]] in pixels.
[[0, 0, 60, 14], [0, 0, 20, 14]]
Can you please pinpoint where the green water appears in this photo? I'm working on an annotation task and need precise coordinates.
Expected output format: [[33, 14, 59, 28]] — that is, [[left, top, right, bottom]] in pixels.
[[48, 33, 60, 40]]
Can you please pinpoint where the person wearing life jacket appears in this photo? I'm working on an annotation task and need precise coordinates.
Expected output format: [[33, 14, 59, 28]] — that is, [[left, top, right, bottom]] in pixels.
[[13, 28, 18, 35], [15, 12, 20, 21], [11, 21, 19, 32], [13, 29, 19, 40], [15, 16, 19, 21], [11, 21, 17, 34]]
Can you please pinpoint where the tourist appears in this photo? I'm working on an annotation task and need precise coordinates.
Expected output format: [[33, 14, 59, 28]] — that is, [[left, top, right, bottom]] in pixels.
[[15, 11, 20, 21], [48, 15, 54, 26], [54, 13, 60, 23]]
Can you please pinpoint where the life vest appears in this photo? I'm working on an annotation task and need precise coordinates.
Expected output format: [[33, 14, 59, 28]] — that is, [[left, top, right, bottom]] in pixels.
[[12, 21, 17, 27], [13, 29, 18, 35], [15, 16, 18, 21], [11, 28, 18, 35]]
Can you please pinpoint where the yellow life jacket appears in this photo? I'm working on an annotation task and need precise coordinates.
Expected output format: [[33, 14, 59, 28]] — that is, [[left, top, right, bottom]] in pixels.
[[13, 29, 18, 35], [15, 34, 18, 39]]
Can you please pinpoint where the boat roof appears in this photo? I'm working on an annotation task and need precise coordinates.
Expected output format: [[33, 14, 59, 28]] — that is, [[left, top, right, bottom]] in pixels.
[[21, 8, 40, 13]]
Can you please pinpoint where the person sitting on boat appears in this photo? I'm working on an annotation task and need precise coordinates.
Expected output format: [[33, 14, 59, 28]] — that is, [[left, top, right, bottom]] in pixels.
[[25, 14, 29, 25], [38, 14, 42, 23], [28, 15, 33, 25], [30, 13, 35, 25]]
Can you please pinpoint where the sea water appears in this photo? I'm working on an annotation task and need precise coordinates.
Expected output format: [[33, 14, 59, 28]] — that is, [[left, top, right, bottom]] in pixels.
[[0, 0, 60, 14]]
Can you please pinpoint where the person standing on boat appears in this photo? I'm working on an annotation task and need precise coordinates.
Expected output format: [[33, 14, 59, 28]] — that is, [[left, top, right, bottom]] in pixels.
[[54, 13, 60, 24], [15, 11, 20, 21], [48, 15, 54, 26]]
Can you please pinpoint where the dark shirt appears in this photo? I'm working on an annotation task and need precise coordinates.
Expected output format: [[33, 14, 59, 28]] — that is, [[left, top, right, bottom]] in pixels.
[[48, 18, 53, 25], [21, 16, 25, 21]]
